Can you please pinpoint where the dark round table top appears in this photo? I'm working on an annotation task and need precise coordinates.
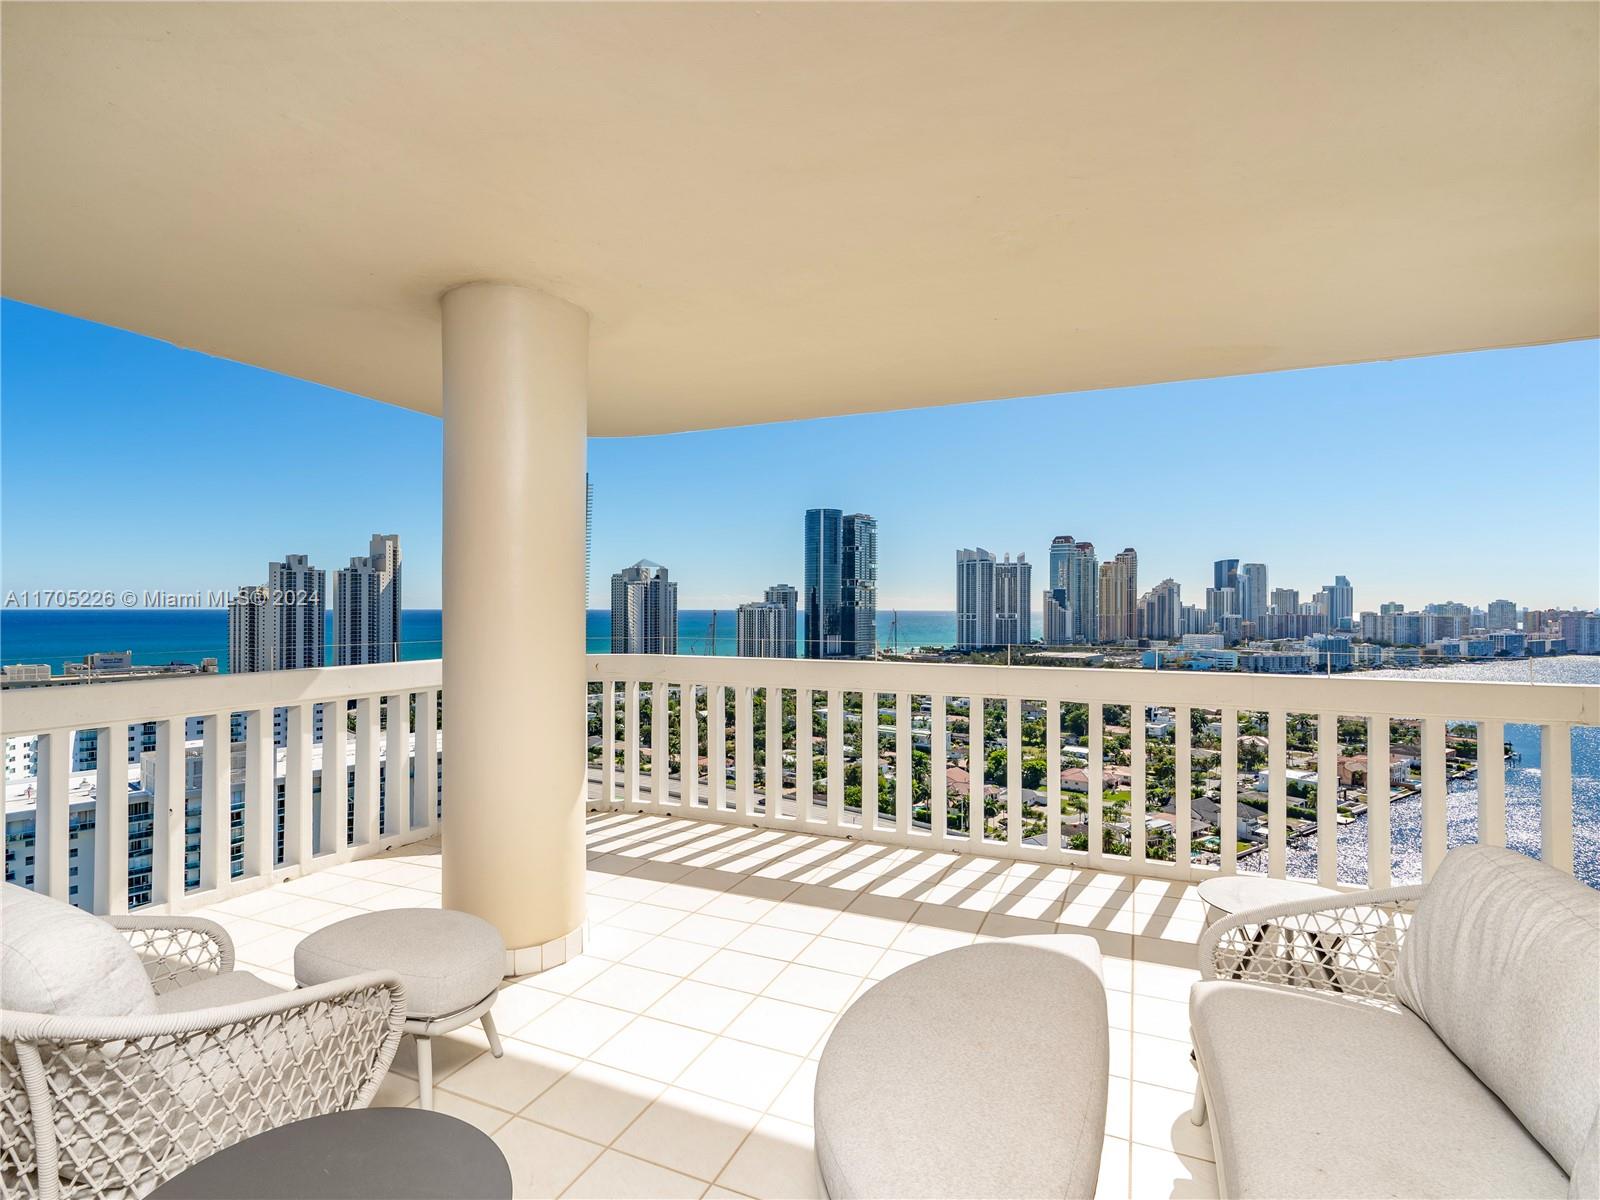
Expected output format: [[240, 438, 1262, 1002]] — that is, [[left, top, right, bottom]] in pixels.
[[149, 1108, 511, 1200]]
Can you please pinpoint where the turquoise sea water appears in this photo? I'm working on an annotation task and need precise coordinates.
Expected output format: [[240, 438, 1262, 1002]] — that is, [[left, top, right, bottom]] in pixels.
[[0, 608, 960, 669]]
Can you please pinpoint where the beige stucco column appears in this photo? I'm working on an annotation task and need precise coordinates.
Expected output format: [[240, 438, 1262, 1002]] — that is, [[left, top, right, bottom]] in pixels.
[[440, 282, 588, 973]]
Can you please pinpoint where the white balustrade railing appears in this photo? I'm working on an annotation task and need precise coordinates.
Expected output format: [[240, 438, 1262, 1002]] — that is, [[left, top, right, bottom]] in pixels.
[[2, 660, 442, 914], [588, 655, 1597, 886], [6, 654, 1591, 918]]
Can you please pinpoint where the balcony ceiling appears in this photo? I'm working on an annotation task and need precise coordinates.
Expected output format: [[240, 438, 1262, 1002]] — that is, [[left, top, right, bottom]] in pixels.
[[3, 2, 1596, 436]]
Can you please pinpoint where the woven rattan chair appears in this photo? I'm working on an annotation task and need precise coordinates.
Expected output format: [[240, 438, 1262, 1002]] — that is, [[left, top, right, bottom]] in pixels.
[[1, 914, 407, 1200]]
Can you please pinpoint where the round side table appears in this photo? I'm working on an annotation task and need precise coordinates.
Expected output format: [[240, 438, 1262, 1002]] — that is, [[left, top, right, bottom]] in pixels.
[[1195, 875, 1337, 927], [148, 1108, 511, 1199]]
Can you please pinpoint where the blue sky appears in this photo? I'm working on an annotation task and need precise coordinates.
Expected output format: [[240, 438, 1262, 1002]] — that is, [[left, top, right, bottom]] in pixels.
[[3, 298, 1597, 612]]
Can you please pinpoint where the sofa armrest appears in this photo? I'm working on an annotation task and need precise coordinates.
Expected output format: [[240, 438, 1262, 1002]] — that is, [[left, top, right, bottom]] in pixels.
[[1196, 885, 1425, 1006], [106, 915, 236, 994]]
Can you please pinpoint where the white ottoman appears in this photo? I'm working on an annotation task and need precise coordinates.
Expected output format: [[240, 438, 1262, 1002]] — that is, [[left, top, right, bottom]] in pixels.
[[295, 909, 506, 1109], [814, 935, 1108, 1199]]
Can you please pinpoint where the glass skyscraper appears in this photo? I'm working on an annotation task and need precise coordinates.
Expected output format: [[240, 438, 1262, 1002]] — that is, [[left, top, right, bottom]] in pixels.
[[805, 509, 876, 658]]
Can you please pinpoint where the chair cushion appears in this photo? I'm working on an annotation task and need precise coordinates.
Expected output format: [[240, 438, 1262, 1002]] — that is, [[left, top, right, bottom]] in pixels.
[[815, 935, 1107, 1200], [1393, 844, 1600, 1175], [294, 908, 503, 1019], [151, 970, 286, 1014], [1191, 980, 1569, 1199], [0, 883, 156, 1016]]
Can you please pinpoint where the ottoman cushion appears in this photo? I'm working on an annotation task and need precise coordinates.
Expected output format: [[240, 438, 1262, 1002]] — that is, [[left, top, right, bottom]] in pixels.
[[294, 909, 504, 1019], [814, 934, 1108, 1199]]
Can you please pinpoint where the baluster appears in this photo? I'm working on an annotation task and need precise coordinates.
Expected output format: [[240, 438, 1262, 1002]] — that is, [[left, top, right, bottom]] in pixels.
[[1476, 718, 1506, 847], [1174, 705, 1192, 872], [1219, 707, 1238, 875], [1267, 710, 1287, 878], [681, 683, 699, 810], [1315, 712, 1338, 887], [285, 703, 314, 867], [736, 684, 754, 818], [602, 679, 617, 805], [148, 719, 186, 908], [35, 728, 71, 901], [798, 689, 815, 825], [826, 688, 844, 830], [1005, 697, 1022, 851], [384, 693, 410, 835], [1420, 716, 1446, 881], [1540, 723, 1574, 874], [895, 691, 912, 838], [95, 721, 131, 915], [1088, 702, 1105, 869], [968, 696, 983, 847], [415, 690, 438, 833], [861, 691, 878, 833], [625, 680, 642, 810], [354, 696, 380, 845], [931, 695, 948, 843], [199, 711, 229, 892], [322, 699, 350, 855], [765, 685, 782, 823], [710, 684, 727, 812], [1046, 700, 1062, 859], [1130, 703, 1147, 866], [243, 706, 274, 877], [652, 681, 668, 813], [1368, 715, 1391, 889]]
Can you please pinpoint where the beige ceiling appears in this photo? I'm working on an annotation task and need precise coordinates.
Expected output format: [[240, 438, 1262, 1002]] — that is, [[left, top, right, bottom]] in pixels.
[[3, 2, 1596, 436]]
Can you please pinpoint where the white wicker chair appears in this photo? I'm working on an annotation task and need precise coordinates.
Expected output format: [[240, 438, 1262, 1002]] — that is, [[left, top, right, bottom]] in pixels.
[[1, 913, 407, 1200]]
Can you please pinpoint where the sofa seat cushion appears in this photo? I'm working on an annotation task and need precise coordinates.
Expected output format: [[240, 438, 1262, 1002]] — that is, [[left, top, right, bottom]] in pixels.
[[294, 908, 503, 1020], [1191, 980, 1569, 1199], [152, 970, 286, 1014], [815, 935, 1108, 1200], [0, 883, 156, 1016]]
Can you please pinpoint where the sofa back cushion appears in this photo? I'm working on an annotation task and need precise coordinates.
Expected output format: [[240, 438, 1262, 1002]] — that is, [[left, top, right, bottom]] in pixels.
[[1394, 845, 1599, 1176], [0, 883, 156, 1016]]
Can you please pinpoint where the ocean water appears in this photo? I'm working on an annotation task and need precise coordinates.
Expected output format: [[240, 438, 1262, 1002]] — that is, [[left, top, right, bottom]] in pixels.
[[0, 608, 953, 668], [1240, 656, 1600, 887]]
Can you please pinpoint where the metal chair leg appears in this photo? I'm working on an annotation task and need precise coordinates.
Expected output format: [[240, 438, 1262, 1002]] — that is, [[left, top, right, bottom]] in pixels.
[[481, 1008, 505, 1058], [416, 1035, 434, 1111]]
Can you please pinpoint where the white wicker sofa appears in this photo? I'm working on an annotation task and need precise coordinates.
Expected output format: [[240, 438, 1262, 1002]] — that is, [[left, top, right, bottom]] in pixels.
[[1190, 845, 1599, 1200], [1, 883, 407, 1200]]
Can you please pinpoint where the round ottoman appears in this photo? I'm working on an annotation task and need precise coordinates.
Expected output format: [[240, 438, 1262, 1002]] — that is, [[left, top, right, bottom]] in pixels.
[[814, 935, 1108, 1199], [295, 909, 506, 1110]]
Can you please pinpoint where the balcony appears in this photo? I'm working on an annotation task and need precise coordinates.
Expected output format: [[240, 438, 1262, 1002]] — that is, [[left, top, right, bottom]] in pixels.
[[4, 3, 1597, 1195], [4, 655, 1595, 1196], [174, 811, 1223, 1198]]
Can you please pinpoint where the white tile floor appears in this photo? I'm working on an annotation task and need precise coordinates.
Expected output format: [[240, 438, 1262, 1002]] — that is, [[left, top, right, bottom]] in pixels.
[[195, 812, 1220, 1199]]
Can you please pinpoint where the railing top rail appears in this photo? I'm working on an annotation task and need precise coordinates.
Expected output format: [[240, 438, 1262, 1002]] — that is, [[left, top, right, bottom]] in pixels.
[[1, 659, 443, 736], [586, 653, 1599, 725]]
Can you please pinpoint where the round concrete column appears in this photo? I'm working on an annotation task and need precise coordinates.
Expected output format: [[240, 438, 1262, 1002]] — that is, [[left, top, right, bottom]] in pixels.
[[440, 282, 588, 969]]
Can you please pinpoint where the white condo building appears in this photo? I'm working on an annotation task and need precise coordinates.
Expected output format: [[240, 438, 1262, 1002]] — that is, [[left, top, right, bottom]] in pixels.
[[270, 554, 327, 669], [334, 535, 402, 666], [736, 584, 798, 658], [955, 548, 996, 649], [1047, 536, 1098, 643], [610, 560, 677, 654], [994, 554, 1032, 646], [227, 554, 326, 672], [227, 585, 273, 673], [957, 549, 1030, 648]]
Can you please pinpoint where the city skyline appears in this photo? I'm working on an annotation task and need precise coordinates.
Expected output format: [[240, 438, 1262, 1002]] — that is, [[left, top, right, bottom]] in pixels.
[[3, 300, 1599, 611]]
